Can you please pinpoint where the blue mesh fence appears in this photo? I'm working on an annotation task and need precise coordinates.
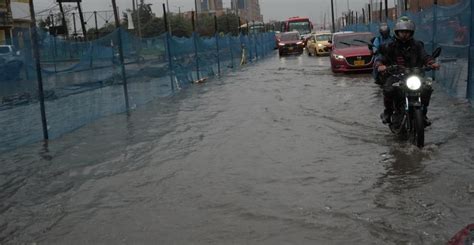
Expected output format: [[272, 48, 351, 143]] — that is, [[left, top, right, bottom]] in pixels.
[[0, 26, 275, 151], [341, 0, 472, 102]]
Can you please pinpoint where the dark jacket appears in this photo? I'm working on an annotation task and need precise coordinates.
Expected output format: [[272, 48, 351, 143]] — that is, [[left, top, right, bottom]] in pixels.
[[376, 39, 434, 68]]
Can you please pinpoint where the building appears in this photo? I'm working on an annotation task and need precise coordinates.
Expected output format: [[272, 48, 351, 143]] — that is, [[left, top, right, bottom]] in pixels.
[[10, 0, 31, 49], [393, 0, 460, 13], [231, 0, 262, 22], [196, 0, 223, 13], [406, 0, 460, 12], [0, 0, 13, 44]]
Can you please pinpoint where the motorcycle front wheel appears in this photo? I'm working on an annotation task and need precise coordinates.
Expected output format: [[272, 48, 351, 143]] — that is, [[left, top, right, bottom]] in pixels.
[[413, 108, 425, 148]]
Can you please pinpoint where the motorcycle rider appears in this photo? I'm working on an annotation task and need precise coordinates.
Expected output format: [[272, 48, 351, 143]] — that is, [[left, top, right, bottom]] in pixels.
[[372, 23, 394, 55], [372, 23, 394, 85], [376, 16, 440, 125]]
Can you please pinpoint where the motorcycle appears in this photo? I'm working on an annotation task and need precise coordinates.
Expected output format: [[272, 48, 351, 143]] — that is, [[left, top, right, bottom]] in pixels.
[[383, 47, 441, 148]]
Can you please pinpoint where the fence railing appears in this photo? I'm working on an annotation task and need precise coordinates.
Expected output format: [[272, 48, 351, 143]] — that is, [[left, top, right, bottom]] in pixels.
[[0, 28, 276, 152]]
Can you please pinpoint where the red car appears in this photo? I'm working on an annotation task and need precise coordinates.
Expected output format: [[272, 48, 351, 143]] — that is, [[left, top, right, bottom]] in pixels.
[[277, 31, 304, 56], [329, 32, 374, 73]]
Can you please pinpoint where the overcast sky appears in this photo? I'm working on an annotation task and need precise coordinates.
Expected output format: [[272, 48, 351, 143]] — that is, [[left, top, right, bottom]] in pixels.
[[33, 0, 397, 24]]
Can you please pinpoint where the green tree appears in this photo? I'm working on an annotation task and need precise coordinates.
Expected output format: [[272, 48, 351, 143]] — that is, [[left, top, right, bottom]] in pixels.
[[196, 14, 215, 37], [169, 14, 192, 37], [216, 13, 240, 35]]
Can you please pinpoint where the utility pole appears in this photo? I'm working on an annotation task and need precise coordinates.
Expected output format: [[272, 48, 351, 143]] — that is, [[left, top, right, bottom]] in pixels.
[[132, 0, 136, 35], [77, 1, 87, 39], [136, 0, 142, 38], [330, 0, 335, 33], [94, 11, 99, 39], [368, 4, 372, 23], [194, 0, 199, 31], [379, 1, 383, 22], [362, 8, 365, 25], [58, 1, 68, 36], [72, 12, 77, 37], [166, 0, 171, 33], [29, 0, 49, 140], [346, 0, 350, 15], [385, 0, 389, 21], [323, 12, 326, 30]]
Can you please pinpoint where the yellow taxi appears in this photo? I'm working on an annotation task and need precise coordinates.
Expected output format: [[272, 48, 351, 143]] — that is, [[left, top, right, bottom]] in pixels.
[[306, 32, 332, 56]]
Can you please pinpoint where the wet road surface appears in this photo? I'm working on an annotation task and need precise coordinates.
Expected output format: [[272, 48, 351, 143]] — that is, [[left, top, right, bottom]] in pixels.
[[1, 51, 474, 244]]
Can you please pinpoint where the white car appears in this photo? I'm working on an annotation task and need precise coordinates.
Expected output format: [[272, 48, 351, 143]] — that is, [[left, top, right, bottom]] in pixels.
[[0, 45, 23, 81], [0, 45, 21, 62]]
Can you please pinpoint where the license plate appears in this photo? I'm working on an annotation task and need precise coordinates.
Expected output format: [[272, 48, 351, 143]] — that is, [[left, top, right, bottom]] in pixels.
[[354, 60, 365, 66], [288, 47, 293, 51]]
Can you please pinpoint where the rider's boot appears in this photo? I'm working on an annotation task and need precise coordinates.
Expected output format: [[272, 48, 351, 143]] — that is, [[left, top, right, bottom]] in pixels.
[[423, 107, 431, 127], [380, 110, 392, 124], [380, 96, 393, 124]]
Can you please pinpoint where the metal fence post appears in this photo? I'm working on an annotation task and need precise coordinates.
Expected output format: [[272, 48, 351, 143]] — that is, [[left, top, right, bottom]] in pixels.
[[163, 4, 174, 91], [229, 35, 235, 69], [214, 15, 221, 76], [468, 0, 474, 101], [29, 0, 49, 140], [432, 0, 438, 81], [192, 11, 200, 80], [112, 0, 130, 111], [253, 21, 258, 61]]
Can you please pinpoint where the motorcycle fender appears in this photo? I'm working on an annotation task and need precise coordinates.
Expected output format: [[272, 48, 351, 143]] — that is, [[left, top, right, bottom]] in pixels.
[[407, 96, 422, 108]]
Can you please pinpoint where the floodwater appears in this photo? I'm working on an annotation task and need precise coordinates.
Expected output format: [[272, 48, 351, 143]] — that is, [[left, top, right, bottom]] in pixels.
[[1, 51, 473, 244]]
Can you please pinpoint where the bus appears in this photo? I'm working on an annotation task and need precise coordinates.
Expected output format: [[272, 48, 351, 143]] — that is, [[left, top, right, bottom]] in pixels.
[[283, 17, 313, 45]]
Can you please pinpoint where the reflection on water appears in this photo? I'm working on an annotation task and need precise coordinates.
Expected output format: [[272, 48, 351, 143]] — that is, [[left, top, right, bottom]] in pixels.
[[375, 145, 432, 194]]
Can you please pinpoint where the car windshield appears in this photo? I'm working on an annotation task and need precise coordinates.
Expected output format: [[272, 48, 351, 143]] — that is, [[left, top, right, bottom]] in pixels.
[[333, 34, 373, 48], [316, 34, 331, 41], [288, 21, 311, 35], [280, 33, 300, 41], [0, 47, 11, 54]]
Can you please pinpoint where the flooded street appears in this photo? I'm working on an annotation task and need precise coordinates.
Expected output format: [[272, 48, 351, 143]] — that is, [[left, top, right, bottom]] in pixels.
[[1, 51, 474, 244]]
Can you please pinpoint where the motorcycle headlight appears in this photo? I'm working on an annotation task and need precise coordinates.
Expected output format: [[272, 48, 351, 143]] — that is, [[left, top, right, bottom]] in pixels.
[[406, 76, 422, 90], [317, 43, 323, 47]]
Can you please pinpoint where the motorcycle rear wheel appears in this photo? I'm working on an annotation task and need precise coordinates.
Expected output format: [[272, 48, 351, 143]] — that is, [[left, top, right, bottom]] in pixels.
[[413, 109, 425, 148]]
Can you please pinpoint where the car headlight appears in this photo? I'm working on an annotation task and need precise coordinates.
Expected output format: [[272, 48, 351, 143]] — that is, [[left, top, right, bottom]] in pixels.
[[278, 43, 285, 46], [406, 76, 422, 90], [332, 54, 345, 60], [296, 41, 303, 45]]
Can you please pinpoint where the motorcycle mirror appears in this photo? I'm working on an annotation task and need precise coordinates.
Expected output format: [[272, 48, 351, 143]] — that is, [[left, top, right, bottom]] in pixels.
[[432, 47, 442, 59], [367, 44, 374, 51]]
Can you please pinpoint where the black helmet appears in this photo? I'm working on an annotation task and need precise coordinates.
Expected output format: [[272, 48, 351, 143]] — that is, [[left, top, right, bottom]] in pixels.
[[394, 16, 415, 41], [379, 23, 390, 38]]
